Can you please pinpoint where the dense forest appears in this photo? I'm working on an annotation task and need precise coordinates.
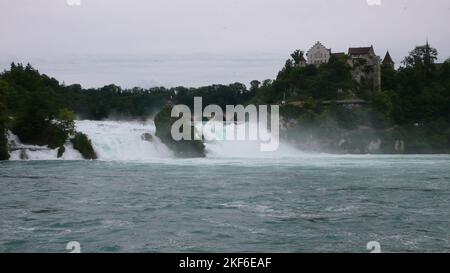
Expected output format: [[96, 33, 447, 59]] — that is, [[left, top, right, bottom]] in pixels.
[[1, 42, 449, 159]]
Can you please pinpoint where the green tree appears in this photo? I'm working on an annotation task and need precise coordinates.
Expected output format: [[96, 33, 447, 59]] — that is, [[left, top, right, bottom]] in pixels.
[[250, 80, 261, 92], [290, 50, 305, 65], [371, 91, 394, 128], [401, 42, 438, 85], [381, 63, 397, 91], [56, 108, 76, 137], [402, 42, 438, 68]]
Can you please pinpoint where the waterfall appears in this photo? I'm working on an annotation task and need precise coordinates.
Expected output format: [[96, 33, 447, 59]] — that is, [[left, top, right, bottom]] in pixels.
[[196, 121, 299, 158], [7, 131, 83, 161], [7, 120, 299, 161], [75, 120, 173, 161]]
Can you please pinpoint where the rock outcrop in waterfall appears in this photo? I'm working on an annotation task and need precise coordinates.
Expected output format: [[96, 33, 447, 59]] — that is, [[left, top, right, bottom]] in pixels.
[[154, 106, 206, 158]]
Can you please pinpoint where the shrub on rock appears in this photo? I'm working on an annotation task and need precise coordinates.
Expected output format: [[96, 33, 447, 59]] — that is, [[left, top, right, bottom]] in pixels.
[[154, 105, 206, 158], [71, 132, 97, 159]]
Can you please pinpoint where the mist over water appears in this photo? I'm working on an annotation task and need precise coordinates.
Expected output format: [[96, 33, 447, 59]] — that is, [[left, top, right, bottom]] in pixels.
[[2, 120, 449, 252], [197, 121, 299, 158]]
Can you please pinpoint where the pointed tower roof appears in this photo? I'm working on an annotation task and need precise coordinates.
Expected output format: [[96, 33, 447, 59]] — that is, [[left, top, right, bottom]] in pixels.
[[382, 51, 395, 66]]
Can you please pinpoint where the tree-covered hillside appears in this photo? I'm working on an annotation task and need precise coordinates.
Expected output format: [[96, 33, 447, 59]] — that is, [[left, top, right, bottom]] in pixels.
[[249, 43, 450, 153]]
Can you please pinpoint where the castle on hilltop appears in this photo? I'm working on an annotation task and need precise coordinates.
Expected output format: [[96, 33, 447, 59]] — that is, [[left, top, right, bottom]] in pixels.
[[299, 41, 395, 92]]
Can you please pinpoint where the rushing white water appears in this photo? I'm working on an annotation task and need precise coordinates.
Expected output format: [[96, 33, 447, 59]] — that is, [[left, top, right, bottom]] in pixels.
[[7, 131, 83, 161], [75, 120, 173, 161], [196, 121, 300, 158], [7, 120, 300, 161]]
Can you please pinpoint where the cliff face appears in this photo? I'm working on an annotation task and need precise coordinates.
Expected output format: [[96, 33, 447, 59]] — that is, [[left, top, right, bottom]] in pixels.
[[154, 106, 206, 158]]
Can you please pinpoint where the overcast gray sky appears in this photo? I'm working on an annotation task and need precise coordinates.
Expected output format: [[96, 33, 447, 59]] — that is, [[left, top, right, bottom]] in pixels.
[[1, 0, 449, 88]]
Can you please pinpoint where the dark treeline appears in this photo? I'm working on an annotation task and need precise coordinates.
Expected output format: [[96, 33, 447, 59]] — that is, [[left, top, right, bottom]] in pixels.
[[1, 42, 450, 159], [0, 64, 254, 121]]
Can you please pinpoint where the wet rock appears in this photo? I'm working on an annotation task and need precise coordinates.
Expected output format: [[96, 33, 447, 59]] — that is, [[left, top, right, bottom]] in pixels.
[[20, 149, 28, 160], [141, 133, 153, 142], [57, 146, 65, 158], [394, 140, 405, 153], [368, 139, 382, 154], [154, 105, 206, 158]]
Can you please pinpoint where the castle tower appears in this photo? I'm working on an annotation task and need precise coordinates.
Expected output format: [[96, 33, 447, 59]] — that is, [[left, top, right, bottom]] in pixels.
[[382, 51, 395, 68]]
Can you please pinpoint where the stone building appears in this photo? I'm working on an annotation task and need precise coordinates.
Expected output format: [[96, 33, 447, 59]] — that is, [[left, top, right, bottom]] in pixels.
[[348, 46, 381, 92], [303, 42, 386, 92], [306, 41, 331, 66], [331, 52, 346, 61]]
